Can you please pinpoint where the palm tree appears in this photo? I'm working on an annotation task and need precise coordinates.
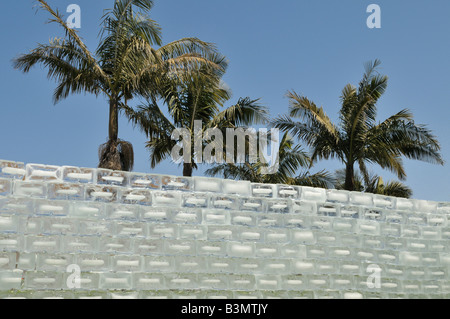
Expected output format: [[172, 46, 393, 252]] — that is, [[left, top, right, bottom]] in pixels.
[[124, 64, 268, 176], [273, 59, 444, 191], [13, 0, 225, 171], [206, 132, 335, 188], [334, 169, 413, 198]]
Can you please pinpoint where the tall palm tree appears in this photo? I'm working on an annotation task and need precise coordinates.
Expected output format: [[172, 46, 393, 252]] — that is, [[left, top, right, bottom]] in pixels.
[[13, 0, 225, 171], [206, 132, 335, 188], [334, 169, 413, 198], [273, 60, 444, 191], [123, 66, 268, 176]]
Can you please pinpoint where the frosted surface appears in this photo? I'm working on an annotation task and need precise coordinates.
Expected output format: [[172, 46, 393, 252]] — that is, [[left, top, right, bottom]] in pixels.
[[0, 159, 449, 299]]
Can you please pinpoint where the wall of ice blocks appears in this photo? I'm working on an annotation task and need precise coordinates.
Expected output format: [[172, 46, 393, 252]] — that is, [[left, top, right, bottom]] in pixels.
[[0, 159, 449, 299]]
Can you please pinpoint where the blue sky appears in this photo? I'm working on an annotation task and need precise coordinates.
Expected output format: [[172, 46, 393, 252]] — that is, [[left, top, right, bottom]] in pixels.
[[0, 0, 449, 202]]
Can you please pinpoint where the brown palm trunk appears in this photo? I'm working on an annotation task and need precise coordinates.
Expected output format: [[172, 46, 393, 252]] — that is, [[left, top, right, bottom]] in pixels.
[[98, 98, 122, 171], [344, 162, 355, 191], [183, 162, 193, 177], [109, 98, 119, 142]]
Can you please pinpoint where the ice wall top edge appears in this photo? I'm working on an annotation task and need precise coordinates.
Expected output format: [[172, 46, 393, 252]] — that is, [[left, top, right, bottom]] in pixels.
[[0, 159, 448, 211]]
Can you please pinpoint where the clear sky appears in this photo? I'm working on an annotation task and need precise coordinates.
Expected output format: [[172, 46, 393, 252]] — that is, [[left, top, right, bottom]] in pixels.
[[0, 0, 449, 202]]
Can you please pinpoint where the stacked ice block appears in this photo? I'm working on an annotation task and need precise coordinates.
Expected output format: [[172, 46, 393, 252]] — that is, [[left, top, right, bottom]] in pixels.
[[0, 159, 449, 299]]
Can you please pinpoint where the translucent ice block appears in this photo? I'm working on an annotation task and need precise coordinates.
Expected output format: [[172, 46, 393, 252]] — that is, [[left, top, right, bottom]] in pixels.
[[256, 213, 284, 228], [26, 164, 62, 181], [133, 273, 166, 290], [172, 208, 202, 224], [326, 189, 349, 204], [281, 275, 307, 291], [203, 209, 230, 225], [0, 233, 22, 251], [16, 253, 36, 271], [0, 179, 11, 197], [255, 274, 281, 290], [140, 207, 172, 223], [349, 192, 374, 207], [96, 169, 128, 187], [229, 274, 256, 291], [198, 274, 229, 290], [61, 166, 95, 184], [0, 160, 26, 179], [0, 270, 23, 290], [0, 214, 19, 233], [77, 219, 112, 236], [277, 185, 300, 199], [25, 235, 61, 253], [164, 240, 197, 256], [41, 217, 77, 235], [182, 193, 209, 209], [340, 205, 360, 219], [239, 198, 263, 212], [106, 204, 139, 220], [196, 241, 227, 257], [300, 186, 326, 202], [24, 271, 62, 290], [317, 203, 339, 217], [292, 200, 317, 216], [120, 189, 152, 206], [129, 173, 160, 190], [178, 225, 207, 240], [0, 197, 34, 215], [207, 225, 233, 241], [116, 221, 147, 237], [262, 259, 290, 275], [47, 182, 85, 201], [85, 185, 119, 203], [35, 253, 73, 271], [148, 224, 178, 239], [251, 184, 275, 198], [165, 273, 198, 290], [210, 195, 237, 210], [266, 199, 291, 214], [63, 235, 99, 253], [75, 254, 112, 272], [373, 195, 395, 209], [133, 238, 164, 256], [222, 179, 251, 196], [264, 228, 290, 244], [255, 243, 281, 258], [113, 255, 143, 272], [161, 176, 192, 192], [99, 272, 133, 290], [99, 236, 132, 254], [174, 256, 206, 273], [0, 252, 15, 270], [234, 258, 261, 275], [193, 177, 222, 193], [152, 191, 181, 207], [233, 226, 264, 242], [231, 212, 257, 227], [13, 181, 46, 198], [34, 200, 69, 216], [228, 242, 255, 257]]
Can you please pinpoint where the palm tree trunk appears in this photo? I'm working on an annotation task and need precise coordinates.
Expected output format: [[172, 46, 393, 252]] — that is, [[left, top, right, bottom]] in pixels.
[[109, 98, 119, 142], [183, 162, 193, 177], [344, 162, 355, 191], [98, 98, 122, 171]]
